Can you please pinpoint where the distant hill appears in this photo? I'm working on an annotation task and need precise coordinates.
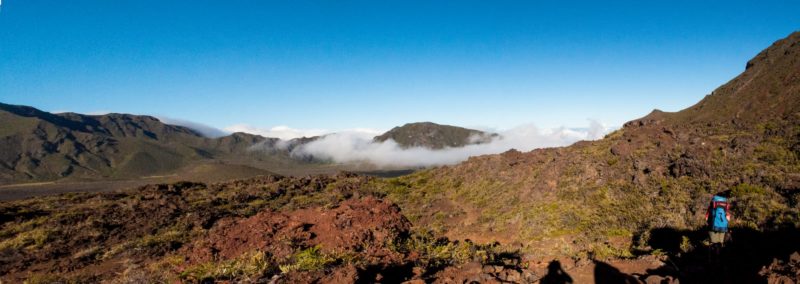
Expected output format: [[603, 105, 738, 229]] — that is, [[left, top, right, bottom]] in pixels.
[[373, 122, 497, 149]]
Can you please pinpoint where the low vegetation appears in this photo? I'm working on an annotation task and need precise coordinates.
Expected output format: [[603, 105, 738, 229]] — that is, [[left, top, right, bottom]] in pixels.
[[181, 250, 275, 282], [371, 113, 800, 259]]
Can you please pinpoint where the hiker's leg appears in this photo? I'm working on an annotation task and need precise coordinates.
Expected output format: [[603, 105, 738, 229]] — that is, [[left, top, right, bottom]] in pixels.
[[710, 231, 724, 244], [709, 231, 725, 266]]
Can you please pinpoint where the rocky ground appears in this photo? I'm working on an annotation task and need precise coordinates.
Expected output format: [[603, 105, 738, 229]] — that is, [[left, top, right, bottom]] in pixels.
[[0, 174, 796, 283], [0, 175, 525, 283], [761, 252, 800, 284]]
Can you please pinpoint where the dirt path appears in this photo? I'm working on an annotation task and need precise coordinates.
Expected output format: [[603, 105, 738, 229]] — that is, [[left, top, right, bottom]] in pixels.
[[0, 179, 162, 201], [0, 181, 57, 188]]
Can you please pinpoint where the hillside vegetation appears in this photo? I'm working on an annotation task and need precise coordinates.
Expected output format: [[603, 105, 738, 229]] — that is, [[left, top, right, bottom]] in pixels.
[[376, 32, 800, 258]]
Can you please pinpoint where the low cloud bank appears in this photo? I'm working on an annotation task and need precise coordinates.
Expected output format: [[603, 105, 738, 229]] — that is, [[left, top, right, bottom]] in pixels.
[[225, 124, 338, 140], [158, 117, 229, 138], [165, 119, 613, 167], [288, 121, 612, 168]]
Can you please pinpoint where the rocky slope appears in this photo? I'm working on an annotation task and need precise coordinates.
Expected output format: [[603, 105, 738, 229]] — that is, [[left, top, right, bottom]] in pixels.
[[377, 31, 800, 268], [374, 122, 497, 149]]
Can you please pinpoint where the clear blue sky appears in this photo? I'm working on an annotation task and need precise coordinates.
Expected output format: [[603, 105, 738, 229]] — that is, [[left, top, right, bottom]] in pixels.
[[1, 1, 798, 131]]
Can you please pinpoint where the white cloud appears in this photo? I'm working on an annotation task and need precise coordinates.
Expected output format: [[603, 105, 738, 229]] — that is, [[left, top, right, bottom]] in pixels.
[[290, 120, 613, 168], [225, 124, 330, 140], [157, 116, 229, 138], [224, 124, 382, 140], [51, 110, 111, 115], [86, 110, 112, 115]]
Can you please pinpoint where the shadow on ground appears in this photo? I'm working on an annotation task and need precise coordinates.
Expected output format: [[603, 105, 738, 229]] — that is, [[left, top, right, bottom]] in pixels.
[[540, 260, 573, 284], [640, 226, 800, 283]]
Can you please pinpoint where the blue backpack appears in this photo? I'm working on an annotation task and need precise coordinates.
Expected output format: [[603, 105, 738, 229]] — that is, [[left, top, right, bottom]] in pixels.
[[710, 196, 729, 232]]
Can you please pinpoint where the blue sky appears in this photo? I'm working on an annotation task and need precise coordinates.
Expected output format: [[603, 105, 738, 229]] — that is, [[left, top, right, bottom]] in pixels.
[[0, 1, 798, 133]]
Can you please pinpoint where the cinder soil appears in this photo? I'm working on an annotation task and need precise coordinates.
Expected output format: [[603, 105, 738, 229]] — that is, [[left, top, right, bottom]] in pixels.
[[0, 174, 380, 282], [182, 196, 410, 265]]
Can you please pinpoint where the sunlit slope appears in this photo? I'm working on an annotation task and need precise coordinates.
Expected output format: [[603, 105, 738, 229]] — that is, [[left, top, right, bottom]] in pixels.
[[376, 31, 800, 256]]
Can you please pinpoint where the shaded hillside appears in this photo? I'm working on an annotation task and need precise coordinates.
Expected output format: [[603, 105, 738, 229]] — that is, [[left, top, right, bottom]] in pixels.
[[374, 122, 497, 149], [0, 104, 320, 184], [377, 32, 800, 257]]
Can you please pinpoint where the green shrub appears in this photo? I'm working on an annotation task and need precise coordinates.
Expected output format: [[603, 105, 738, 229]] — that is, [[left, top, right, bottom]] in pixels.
[[0, 228, 53, 251], [390, 230, 515, 269], [732, 189, 790, 229], [755, 142, 796, 165], [679, 235, 694, 253], [590, 243, 633, 260], [181, 250, 274, 281], [278, 246, 336, 273], [731, 183, 766, 197], [23, 274, 67, 284]]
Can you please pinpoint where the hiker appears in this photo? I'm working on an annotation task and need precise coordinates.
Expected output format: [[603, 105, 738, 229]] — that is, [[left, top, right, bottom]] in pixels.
[[705, 194, 731, 252]]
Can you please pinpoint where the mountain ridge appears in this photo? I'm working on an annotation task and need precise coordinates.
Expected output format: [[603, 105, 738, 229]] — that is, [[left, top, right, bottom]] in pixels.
[[637, 31, 800, 126]]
